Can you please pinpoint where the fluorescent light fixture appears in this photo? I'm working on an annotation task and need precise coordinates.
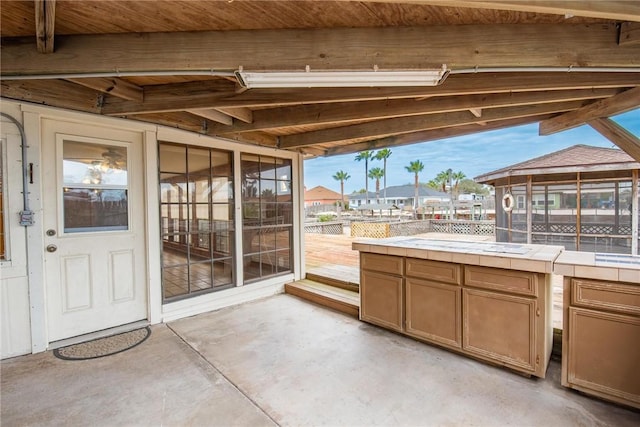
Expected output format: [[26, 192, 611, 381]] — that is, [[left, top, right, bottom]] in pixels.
[[235, 66, 449, 88]]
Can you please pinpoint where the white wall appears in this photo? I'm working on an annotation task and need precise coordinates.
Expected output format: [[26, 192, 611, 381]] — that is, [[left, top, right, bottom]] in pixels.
[[0, 104, 32, 358]]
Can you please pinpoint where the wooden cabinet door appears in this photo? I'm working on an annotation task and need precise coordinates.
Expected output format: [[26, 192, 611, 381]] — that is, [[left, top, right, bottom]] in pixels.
[[360, 270, 403, 332], [406, 278, 461, 349], [566, 307, 640, 407], [463, 288, 537, 373]]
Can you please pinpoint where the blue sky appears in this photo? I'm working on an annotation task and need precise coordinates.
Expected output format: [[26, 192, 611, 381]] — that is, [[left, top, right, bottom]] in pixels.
[[304, 109, 640, 194]]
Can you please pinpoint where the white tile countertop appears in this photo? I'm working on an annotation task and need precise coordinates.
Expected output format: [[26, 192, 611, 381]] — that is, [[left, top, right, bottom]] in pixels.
[[554, 251, 640, 283], [352, 237, 564, 274]]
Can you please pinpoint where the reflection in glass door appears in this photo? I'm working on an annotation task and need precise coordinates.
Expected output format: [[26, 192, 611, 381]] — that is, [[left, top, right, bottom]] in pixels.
[[62, 141, 129, 233], [159, 143, 234, 301], [241, 154, 293, 283]]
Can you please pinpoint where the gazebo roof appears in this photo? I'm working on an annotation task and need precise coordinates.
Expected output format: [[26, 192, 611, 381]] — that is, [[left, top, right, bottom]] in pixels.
[[475, 144, 640, 183]]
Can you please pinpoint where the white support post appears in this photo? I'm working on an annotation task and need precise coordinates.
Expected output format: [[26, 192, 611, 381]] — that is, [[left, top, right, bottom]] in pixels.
[[632, 170, 638, 256], [22, 110, 47, 353], [233, 150, 244, 286], [294, 153, 305, 281], [144, 129, 163, 324]]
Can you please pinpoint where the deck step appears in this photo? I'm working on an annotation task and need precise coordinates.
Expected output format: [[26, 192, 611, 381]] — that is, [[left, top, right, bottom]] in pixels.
[[285, 279, 359, 318], [305, 272, 359, 293]]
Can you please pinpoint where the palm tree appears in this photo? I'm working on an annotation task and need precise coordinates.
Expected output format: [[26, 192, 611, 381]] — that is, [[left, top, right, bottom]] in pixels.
[[355, 150, 374, 205], [374, 148, 392, 202], [452, 171, 466, 197], [434, 170, 451, 193], [332, 170, 351, 216], [405, 160, 425, 217], [368, 167, 384, 203], [426, 179, 440, 190]]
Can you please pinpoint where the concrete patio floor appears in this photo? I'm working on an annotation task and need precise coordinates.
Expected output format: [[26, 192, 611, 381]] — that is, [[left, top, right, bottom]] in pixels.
[[2, 294, 638, 426]]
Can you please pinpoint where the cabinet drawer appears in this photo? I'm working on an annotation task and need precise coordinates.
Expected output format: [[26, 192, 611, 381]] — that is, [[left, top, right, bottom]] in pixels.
[[571, 279, 640, 316], [361, 253, 403, 275], [406, 258, 461, 285], [464, 265, 538, 297]]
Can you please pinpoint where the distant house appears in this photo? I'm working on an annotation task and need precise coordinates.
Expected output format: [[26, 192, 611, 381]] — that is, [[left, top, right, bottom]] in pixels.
[[475, 144, 639, 255], [304, 185, 344, 208], [348, 184, 449, 208]]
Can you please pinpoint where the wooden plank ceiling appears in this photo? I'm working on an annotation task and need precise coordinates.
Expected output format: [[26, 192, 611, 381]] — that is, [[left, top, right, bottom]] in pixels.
[[2, 0, 640, 159]]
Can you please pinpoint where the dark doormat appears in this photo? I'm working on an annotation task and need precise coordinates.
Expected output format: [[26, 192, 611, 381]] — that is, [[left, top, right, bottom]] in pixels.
[[53, 327, 151, 361]]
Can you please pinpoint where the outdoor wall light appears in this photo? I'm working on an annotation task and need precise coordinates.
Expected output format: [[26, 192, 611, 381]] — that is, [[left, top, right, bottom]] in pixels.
[[235, 65, 449, 88]]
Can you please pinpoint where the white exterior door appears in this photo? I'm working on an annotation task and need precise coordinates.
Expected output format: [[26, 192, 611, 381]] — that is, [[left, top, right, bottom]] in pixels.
[[42, 119, 147, 342]]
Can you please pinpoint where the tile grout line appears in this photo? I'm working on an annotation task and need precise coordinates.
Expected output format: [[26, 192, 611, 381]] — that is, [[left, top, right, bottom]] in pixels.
[[165, 324, 281, 427]]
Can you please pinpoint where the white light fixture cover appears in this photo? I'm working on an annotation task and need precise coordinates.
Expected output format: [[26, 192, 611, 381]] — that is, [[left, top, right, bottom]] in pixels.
[[235, 66, 448, 88]]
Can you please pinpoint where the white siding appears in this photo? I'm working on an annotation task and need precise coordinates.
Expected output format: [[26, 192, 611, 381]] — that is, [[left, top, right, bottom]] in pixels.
[[1, 107, 32, 358]]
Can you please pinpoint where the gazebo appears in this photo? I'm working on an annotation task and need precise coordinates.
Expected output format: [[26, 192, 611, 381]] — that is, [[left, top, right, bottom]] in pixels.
[[475, 144, 639, 255]]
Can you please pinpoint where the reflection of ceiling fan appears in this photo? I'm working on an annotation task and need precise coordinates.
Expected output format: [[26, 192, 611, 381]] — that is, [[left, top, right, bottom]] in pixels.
[[99, 148, 126, 170]]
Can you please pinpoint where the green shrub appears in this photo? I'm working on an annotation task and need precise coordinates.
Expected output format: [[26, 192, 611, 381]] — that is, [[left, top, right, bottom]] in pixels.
[[317, 214, 336, 222]]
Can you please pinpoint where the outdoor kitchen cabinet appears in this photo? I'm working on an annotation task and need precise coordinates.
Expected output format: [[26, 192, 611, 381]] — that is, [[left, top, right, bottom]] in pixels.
[[555, 251, 640, 409], [462, 266, 548, 376], [405, 259, 462, 349], [360, 253, 404, 332], [355, 237, 560, 379]]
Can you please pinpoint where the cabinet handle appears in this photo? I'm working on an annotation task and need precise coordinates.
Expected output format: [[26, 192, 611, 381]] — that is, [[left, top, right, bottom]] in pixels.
[[536, 308, 541, 317]]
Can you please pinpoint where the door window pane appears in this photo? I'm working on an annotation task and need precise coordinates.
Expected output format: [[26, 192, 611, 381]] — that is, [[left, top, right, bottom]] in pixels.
[[62, 140, 129, 233]]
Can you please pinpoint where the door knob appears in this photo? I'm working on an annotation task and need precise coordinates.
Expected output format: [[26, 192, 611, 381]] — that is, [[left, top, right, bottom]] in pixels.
[[46, 244, 57, 253], [46, 229, 56, 236]]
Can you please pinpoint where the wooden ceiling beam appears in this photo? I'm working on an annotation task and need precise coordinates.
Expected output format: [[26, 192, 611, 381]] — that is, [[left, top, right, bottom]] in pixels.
[[187, 109, 233, 126], [0, 79, 102, 113], [588, 117, 640, 162], [102, 79, 239, 115], [123, 112, 276, 146], [34, 0, 55, 53], [3, 24, 639, 76], [216, 107, 253, 123], [215, 131, 278, 147], [101, 72, 639, 115], [539, 86, 640, 135], [125, 112, 210, 133], [352, 1, 640, 22], [324, 114, 554, 157], [620, 22, 640, 46], [279, 100, 591, 148], [209, 88, 620, 134], [66, 77, 143, 102], [469, 108, 483, 118]]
